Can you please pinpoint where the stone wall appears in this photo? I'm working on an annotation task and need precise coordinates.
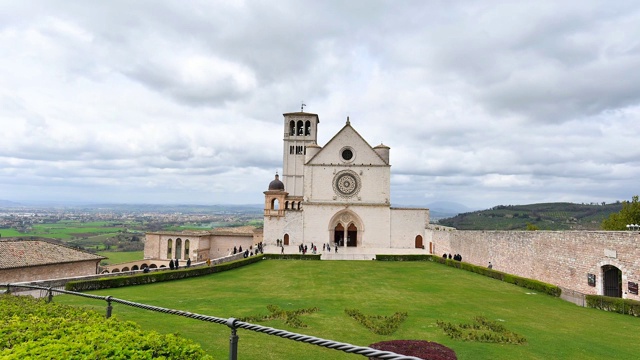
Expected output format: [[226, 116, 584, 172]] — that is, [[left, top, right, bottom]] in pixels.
[[1, 260, 100, 284], [390, 208, 429, 249], [433, 230, 640, 301]]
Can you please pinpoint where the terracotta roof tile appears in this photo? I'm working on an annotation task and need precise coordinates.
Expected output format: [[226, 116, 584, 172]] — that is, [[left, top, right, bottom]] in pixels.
[[0, 239, 105, 270]]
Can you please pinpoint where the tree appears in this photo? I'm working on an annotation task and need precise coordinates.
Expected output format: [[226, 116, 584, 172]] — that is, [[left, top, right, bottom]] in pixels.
[[526, 223, 539, 231], [601, 195, 640, 230]]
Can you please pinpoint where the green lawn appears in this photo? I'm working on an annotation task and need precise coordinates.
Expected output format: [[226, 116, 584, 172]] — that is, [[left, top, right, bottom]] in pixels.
[[2, 221, 142, 240], [96, 251, 144, 265], [56, 260, 640, 359]]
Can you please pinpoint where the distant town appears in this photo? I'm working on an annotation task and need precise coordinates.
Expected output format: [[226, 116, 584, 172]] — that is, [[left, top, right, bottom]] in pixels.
[[0, 204, 264, 258]]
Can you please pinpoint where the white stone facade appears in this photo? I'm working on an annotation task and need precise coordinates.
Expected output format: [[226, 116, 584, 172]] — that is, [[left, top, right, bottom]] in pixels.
[[264, 112, 429, 250]]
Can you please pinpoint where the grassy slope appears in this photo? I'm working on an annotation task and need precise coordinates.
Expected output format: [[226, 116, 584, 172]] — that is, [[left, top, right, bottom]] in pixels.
[[96, 251, 144, 265], [56, 260, 640, 360], [438, 202, 623, 230]]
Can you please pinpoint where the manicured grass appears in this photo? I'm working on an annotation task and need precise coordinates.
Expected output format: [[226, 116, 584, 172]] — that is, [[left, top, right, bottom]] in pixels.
[[96, 251, 144, 265], [56, 261, 640, 359]]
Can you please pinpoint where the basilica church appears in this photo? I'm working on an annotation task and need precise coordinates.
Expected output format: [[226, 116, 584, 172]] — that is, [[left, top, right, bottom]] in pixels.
[[263, 111, 430, 250], [144, 110, 431, 263]]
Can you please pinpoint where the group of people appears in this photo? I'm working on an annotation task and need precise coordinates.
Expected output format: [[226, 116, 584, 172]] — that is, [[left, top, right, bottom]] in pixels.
[[295, 242, 340, 254], [233, 242, 264, 258], [168, 257, 191, 270], [442, 253, 463, 262], [298, 243, 316, 254]]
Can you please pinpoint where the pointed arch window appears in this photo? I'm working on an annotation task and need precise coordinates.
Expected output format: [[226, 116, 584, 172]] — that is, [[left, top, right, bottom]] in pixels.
[[184, 239, 190, 259], [305, 120, 311, 135], [167, 239, 173, 259]]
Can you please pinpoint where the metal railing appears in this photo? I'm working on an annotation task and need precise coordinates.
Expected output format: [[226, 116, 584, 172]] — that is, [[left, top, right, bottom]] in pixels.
[[1, 283, 422, 360]]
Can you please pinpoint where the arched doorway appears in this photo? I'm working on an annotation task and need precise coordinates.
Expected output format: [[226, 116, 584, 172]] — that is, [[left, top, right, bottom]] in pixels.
[[329, 210, 364, 247], [415, 235, 423, 249], [603, 265, 622, 297], [334, 224, 345, 246], [284, 234, 290, 246], [347, 223, 357, 247]]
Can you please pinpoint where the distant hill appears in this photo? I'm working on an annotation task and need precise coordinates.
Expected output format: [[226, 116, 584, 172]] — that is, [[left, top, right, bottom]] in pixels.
[[0, 199, 22, 207], [437, 202, 623, 230]]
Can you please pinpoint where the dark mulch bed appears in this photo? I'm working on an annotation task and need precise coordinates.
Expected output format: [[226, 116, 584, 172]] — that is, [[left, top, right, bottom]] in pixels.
[[369, 340, 457, 360]]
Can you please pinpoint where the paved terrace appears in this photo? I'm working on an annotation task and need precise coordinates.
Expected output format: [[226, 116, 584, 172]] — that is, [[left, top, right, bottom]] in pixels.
[[263, 244, 431, 260]]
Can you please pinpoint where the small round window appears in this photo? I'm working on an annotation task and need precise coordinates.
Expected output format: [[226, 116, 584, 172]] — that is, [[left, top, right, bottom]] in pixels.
[[341, 148, 353, 161]]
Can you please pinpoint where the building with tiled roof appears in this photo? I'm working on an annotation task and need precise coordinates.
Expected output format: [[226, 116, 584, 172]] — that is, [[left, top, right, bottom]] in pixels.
[[144, 225, 263, 262], [0, 239, 105, 284]]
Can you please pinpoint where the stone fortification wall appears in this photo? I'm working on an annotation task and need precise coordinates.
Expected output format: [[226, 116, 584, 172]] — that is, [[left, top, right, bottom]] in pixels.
[[434, 230, 640, 301]]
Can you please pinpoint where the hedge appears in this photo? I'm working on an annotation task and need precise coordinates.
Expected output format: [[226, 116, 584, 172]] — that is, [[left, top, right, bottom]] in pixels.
[[376, 254, 561, 297], [262, 254, 322, 261], [66, 255, 263, 291], [586, 295, 640, 317], [0, 295, 213, 359], [376, 254, 432, 261]]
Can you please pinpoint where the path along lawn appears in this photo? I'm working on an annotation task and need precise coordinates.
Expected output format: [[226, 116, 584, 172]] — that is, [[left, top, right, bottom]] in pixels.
[[57, 260, 640, 359]]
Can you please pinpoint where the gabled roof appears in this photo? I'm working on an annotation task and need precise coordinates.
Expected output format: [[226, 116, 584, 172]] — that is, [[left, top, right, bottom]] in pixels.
[[306, 119, 388, 165], [147, 225, 259, 237], [0, 239, 105, 270]]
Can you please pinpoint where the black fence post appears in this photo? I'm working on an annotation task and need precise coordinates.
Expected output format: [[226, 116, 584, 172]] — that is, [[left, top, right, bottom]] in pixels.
[[227, 317, 239, 360], [106, 296, 113, 318]]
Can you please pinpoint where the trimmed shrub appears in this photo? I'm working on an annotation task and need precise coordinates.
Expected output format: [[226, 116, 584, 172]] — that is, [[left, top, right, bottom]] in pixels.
[[239, 305, 319, 328], [262, 254, 321, 260], [586, 295, 640, 317], [369, 340, 457, 360], [345, 308, 407, 335], [0, 295, 212, 359], [436, 316, 527, 344], [66, 255, 263, 291], [376, 254, 561, 297], [376, 254, 432, 261]]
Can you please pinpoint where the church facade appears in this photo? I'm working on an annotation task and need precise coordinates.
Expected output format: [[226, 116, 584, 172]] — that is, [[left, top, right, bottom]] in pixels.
[[263, 111, 430, 250]]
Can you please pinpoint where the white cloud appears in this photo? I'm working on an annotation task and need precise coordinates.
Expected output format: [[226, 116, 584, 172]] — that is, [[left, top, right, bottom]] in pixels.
[[0, 0, 639, 209]]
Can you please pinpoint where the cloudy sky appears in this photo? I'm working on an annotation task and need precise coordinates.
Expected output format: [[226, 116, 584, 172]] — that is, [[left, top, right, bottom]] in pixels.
[[1, 0, 639, 210]]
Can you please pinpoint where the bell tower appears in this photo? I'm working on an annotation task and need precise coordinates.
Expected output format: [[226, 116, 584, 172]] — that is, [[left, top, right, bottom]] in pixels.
[[282, 109, 319, 197]]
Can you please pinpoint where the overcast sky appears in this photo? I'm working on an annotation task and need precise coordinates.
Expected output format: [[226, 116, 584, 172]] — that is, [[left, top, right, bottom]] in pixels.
[[1, 1, 639, 210]]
